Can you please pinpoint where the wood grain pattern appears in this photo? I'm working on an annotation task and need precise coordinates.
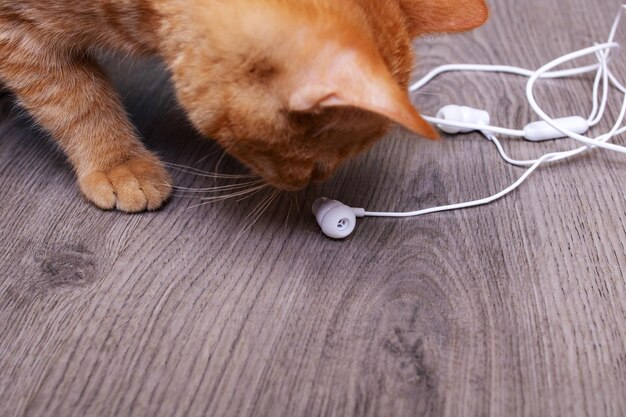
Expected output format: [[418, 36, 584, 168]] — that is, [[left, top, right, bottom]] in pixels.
[[1, 0, 626, 416]]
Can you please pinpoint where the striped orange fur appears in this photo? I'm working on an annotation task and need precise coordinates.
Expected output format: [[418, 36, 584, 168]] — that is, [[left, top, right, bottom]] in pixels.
[[0, 0, 488, 211]]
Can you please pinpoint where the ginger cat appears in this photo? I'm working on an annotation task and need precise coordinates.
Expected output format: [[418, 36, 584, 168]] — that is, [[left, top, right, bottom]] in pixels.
[[0, 0, 488, 212]]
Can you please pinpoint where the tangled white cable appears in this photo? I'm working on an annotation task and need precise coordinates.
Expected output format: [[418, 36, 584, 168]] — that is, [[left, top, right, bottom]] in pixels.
[[313, 5, 626, 239]]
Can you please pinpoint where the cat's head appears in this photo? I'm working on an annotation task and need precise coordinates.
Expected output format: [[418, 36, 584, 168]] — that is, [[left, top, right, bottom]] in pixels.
[[161, 0, 488, 190]]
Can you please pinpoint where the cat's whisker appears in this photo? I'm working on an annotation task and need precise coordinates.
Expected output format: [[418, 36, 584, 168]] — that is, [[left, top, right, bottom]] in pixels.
[[231, 190, 273, 235], [241, 189, 273, 225], [235, 184, 268, 203], [214, 150, 229, 177], [172, 180, 265, 193], [185, 183, 269, 209], [164, 162, 257, 179], [283, 193, 293, 231], [294, 191, 302, 216], [236, 188, 281, 240], [198, 183, 269, 202], [195, 148, 223, 164], [173, 193, 210, 199]]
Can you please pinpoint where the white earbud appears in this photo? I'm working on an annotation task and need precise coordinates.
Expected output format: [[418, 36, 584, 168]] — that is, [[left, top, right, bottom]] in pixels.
[[312, 198, 365, 239], [523, 116, 590, 141], [434, 105, 591, 142], [436, 105, 490, 134]]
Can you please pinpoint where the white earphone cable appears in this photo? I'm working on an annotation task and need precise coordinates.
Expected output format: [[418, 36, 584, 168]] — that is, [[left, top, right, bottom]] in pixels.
[[362, 5, 626, 220]]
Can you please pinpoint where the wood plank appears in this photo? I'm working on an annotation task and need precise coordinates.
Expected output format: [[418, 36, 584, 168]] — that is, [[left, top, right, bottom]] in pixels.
[[1, 0, 625, 416]]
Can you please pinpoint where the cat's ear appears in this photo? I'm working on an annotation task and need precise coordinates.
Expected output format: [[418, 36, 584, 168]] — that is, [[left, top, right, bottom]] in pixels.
[[287, 44, 438, 140], [399, 0, 489, 36]]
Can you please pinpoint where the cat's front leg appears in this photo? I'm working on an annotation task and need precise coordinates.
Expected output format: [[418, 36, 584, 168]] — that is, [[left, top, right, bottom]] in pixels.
[[1, 50, 172, 212]]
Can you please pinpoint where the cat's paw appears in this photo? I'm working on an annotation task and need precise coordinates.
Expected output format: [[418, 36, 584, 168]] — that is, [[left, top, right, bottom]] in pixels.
[[78, 156, 172, 213]]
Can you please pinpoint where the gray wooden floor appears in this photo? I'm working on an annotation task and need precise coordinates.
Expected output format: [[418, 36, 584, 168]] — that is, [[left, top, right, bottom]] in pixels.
[[2, 1, 626, 416]]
